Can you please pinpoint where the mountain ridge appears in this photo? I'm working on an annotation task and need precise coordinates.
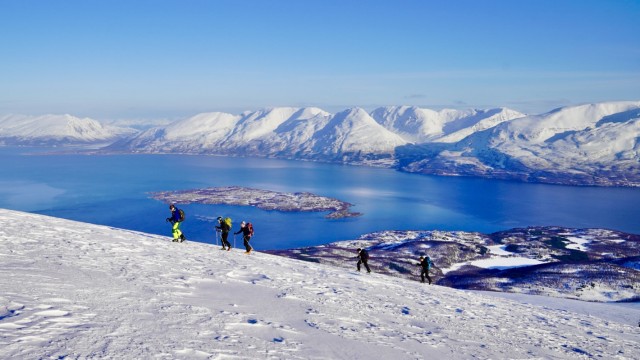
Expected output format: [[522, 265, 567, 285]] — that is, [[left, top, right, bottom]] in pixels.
[[4, 101, 639, 186]]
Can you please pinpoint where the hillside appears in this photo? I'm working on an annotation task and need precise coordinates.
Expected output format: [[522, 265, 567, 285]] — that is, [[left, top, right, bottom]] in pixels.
[[268, 227, 640, 302], [1, 209, 639, 359]]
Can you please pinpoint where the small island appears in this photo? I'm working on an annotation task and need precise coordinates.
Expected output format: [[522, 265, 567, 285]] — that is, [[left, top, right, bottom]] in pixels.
[[149, 186, 362, 219]]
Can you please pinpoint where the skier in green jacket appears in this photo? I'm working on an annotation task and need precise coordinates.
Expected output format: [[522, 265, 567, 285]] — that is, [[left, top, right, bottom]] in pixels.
[[166, 204, 185, 242]]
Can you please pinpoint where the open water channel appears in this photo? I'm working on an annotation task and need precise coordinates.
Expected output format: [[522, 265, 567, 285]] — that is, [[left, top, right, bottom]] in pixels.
[[2, 147, 639, 249]]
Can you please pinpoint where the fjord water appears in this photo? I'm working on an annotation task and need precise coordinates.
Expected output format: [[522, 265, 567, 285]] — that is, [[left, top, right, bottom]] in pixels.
[[2, 147, 639, 250]]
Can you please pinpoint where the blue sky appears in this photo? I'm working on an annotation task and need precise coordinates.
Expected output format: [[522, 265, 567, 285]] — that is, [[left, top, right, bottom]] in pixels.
[[1, 0, 639, 120]]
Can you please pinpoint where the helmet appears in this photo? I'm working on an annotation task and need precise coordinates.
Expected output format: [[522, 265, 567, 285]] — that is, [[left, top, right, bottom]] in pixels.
[[169, 204, 175, 210], [356, 248, 362, 252], [217, 216, 222, 221], [241, 221, 246, 227]]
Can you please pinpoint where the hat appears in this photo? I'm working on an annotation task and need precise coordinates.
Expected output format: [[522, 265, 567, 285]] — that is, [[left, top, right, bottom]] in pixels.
[[357, 248, 362, 252], [217, 216, 222, 221]]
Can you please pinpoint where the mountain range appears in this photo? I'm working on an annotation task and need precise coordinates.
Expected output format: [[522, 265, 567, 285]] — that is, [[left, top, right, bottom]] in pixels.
[[398, 101, 640, 186], [3, 101, 639, 186]]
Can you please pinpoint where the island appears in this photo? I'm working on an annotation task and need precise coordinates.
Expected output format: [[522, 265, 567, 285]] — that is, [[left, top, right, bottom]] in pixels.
[[149, 186, 362, 219]]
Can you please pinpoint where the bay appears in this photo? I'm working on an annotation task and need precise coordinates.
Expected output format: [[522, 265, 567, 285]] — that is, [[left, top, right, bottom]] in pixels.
[[2, 147, 639, 250]]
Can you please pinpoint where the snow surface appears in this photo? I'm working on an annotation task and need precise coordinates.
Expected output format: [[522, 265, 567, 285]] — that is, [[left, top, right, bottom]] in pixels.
[[1, 208, 639, 359], [564, 236, 592, 252], [469, 257, 546, 270], [486, 244, 513, 256]]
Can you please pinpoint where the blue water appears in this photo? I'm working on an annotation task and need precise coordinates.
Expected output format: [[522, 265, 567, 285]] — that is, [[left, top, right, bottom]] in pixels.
[[2, 147, 639, 249]]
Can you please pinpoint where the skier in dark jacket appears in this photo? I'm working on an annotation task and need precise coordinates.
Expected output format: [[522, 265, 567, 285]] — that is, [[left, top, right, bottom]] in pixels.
[[165, 204, 185, 242], [417, 256, 433, 284], [216, 216, 232, 251], [234, 221, 253, 254], [356, 248, 371, 273]]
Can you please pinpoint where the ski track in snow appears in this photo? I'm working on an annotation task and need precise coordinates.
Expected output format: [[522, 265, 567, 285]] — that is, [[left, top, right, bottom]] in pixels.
[[1, 209, 639, 359]]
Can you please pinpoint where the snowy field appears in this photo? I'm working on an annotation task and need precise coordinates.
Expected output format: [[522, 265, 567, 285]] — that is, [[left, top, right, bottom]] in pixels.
[[1, 209, 639, 359]]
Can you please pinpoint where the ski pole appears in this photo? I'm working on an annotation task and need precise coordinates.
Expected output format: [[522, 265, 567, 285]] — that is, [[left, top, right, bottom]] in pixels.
[[233, 234, 236, 248]]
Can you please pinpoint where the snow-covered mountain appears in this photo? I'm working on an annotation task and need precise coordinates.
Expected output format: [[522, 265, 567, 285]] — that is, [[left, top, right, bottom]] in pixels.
[[369, 106, 525, 143], [2, 208, 639, 359], [310, 108, 408, 156], [397, 102, 640, 186], [8, 101, 638, 186], [0, 114, 136, 146], [399, 101, 640, 186], [107, 105, 522, 165], [107, 102, 640, 186]]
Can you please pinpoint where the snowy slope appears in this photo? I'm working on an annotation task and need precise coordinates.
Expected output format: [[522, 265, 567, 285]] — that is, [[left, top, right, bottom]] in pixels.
[[491, 102, 640, 169], [0, 114, 135, 145], [259, 111, 332, 155], [226, 107, 327, 144], [226, 107, 331, 155], [311, 108, 408, 155], [112, 112, 242, 152], [370, 106, 525, 143], [1, 209, 639, 359]]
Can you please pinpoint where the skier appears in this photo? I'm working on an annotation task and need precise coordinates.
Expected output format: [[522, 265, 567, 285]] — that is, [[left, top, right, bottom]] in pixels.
[[216, 216, 232, 251], [417, 256, 433, 284], [165, 204, 186, 242], [234, 221, 254, 254], [356, 248, 371, 273]]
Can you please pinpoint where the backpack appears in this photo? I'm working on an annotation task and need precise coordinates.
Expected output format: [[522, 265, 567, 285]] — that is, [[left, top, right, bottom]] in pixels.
[[246, 222, 254, 236], [178, 209, 185, 222], [224, 217, 232, 228]]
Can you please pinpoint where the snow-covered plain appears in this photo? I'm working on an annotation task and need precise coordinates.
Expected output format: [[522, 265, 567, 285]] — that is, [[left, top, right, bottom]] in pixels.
[[1, 209, 639, 359]]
